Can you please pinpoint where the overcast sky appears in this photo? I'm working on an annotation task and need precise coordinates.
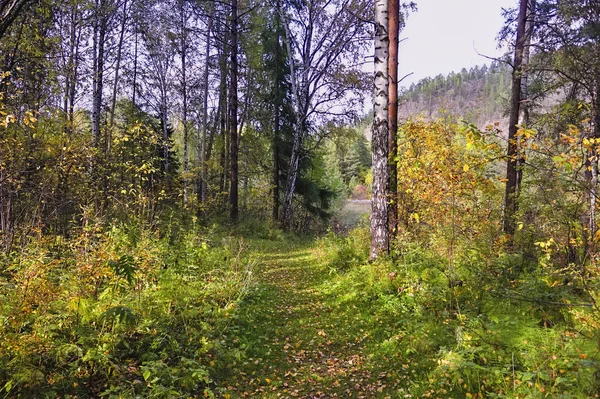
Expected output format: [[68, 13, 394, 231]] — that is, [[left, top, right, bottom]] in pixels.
[[397, 0, 517, 89]]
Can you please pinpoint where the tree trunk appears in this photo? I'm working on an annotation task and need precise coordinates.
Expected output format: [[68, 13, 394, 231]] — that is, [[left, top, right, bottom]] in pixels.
[[278, 5, 304, 229], [387, 0, 399, 239], [371, 0, 390, 259], [180, 0, 189, 204], [502, 0, 528, 237], [280, 120, 302, 228], [109, 0, 128, 129], [161, 94, 169, 173], [590, 79, 600, 240], [68, 12, 81, 129], [92, 0, 106, 149], [132, 22, 138, 107], [199, 7, 213, 206], [0, 0, 33, 40], [64, 2, 81, 131], [218, 22, 229, 206], [516, 0, 536, 200], [229, 0, 239, 222], [272, 97, 280, 222]]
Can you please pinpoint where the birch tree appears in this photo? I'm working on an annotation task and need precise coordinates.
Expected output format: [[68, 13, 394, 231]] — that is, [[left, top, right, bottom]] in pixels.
[[371, 0, 389, 258], [277, 0, 371, 228], [137, 1, 175, 173]]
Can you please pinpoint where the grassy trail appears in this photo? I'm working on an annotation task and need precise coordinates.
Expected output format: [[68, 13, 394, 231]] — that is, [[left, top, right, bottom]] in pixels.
[[218, 238, 397, 398]]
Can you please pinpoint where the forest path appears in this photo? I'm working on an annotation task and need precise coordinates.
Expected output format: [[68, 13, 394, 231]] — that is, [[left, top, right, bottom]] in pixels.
[[217, 237, 395, 398]]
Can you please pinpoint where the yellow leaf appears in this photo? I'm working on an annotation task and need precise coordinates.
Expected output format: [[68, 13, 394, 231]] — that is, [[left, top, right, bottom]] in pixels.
[[265, 378, 271, 384], [463, 164, 469, 172]]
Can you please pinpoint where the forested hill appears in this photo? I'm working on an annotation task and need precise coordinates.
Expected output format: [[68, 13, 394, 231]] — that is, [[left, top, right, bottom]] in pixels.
[[399, 61, 511, 128]]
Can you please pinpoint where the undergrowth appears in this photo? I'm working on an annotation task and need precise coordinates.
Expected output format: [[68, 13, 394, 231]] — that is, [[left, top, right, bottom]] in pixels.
[[0, 218, 256, 398], [316, 227, 600, 398]]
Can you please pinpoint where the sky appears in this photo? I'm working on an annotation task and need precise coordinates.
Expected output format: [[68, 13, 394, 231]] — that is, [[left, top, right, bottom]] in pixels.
[[397, 0, 517, 89]]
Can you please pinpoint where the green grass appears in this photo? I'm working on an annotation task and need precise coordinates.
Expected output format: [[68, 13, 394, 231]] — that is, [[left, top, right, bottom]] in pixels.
[[217, 238, 404, 398], [2, 222, 599, 398], [213, 230, 600, 398]]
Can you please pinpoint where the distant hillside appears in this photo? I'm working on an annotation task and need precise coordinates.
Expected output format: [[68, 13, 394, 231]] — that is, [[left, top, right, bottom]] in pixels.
[[399, 61, 512, 130]]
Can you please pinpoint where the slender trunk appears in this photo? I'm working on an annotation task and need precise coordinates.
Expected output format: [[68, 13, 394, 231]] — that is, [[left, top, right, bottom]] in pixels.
[[278, 5, 304, 228], [92, 1, 99, 145], [180, 0, 189, 203], [229, 0, 239, 222], [590, 79, 600, 240], [205, 102, 219, 186], [92, 0, 106, 149], [272, 100, 280, 222], [63, 6, 76, 117], [161, 96, 169, 173], [370, 0, 390, 259], [69, 17, 81, 128], [64, 3, 80, 128], [502, 0, 528, 237], [219, 60, 228, 198], [280, 120, 302, 228], [516, 0, 536, 199], [199, 8, 213, 206], [132, 23, 138, 107], [387, 0, 399, 239], [110, 0, 128, 129]]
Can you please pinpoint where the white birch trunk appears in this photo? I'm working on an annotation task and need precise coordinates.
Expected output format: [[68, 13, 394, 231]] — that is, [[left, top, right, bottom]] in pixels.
[[370, 0, 389, 259]]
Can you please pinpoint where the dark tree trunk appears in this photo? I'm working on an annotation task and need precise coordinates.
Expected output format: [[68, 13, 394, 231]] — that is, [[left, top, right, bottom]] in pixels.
[[272, 100, 280, 222], [219, 65, 228, 199], [92, 0, 107, 149], [0, 0, 33, 40], [229, 0, 239, 222], [502, 0, 529, 237], [179, 0, 189, 203], [109, 0, 128, 129], [199, 8, 213, 206], [516, 0, 536, 203], [132, 23, 138, 107]]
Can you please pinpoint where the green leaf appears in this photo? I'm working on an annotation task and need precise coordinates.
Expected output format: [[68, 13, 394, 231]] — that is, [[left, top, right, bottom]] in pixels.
[[100, 306, 137, 327]]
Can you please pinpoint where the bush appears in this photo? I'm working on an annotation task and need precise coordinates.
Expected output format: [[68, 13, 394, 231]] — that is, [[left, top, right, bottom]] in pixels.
[[0, 221, 255, 398]]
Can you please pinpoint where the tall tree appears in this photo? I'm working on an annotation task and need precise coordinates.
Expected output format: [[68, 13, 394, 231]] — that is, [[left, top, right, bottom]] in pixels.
[[56, 0, 85, 129], [198, 5, 213, 207], [92, 0, 111, 148], [516, 0, 536, 195], [502, 0, 529, 237], [229, 0, 239, 222], [261, 0, 292, 223], [388, 0, 399, 238], [137, 1, 175, 173], [177, 0, 190, 203], [277, 0, 371, 228], [109, 0, 130, 129], [371, 0, 390, 259]]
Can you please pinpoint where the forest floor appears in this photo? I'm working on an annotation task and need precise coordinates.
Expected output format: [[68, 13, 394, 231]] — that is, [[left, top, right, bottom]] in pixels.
[[217, 201, 404, 398], [217, 238, 401, 398]]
